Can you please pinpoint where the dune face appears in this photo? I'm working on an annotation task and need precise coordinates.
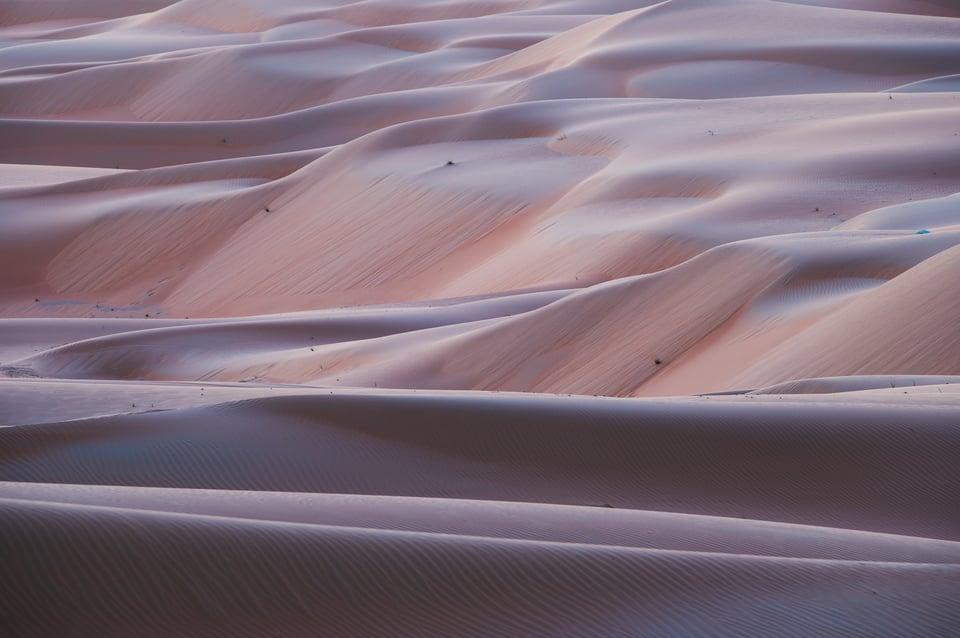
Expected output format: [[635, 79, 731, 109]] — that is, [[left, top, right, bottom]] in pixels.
[[2, 1, 959, 636]]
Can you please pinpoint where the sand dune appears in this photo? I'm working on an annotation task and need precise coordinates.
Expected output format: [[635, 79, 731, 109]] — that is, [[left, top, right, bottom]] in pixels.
[[3, 389, 959, 538], [2, 0, 958, 635], [5, 495, 958, 638]]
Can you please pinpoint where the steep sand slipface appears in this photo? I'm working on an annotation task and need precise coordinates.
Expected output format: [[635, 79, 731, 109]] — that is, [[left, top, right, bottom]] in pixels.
[[1, 0, 959, 636]]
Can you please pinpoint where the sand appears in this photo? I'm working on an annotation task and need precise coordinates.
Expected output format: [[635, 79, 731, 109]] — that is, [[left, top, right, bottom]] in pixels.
[[2, 0, 959, 635]]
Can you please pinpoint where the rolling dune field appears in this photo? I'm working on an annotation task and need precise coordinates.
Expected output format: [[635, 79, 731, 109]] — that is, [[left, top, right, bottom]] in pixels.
[[2, 1, 959, 635]]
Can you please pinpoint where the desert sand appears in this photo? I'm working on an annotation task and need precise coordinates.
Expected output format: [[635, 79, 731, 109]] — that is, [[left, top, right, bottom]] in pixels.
[[2, 0, 959, 636]]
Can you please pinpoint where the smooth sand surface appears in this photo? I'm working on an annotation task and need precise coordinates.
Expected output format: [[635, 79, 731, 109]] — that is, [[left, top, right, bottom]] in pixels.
[[2, 1, 959, 636]]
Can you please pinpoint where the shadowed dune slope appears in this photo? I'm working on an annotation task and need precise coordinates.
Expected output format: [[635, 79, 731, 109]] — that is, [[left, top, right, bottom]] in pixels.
[[2, 391, 958, 540], [3, 496, 959, 638]]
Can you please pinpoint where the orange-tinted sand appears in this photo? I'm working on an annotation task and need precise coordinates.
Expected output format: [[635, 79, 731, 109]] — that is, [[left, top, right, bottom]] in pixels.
[[2, 1, 959, 635]]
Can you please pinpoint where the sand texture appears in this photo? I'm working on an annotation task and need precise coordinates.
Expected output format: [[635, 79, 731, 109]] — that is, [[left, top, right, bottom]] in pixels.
[[2, 0, 959, 636]]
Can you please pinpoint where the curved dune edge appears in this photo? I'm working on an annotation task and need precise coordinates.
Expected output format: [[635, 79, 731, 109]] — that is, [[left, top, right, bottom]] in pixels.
[[6, 481, 960, 562], [2, 0, 959, 635], [749, 374, 960, 395]]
